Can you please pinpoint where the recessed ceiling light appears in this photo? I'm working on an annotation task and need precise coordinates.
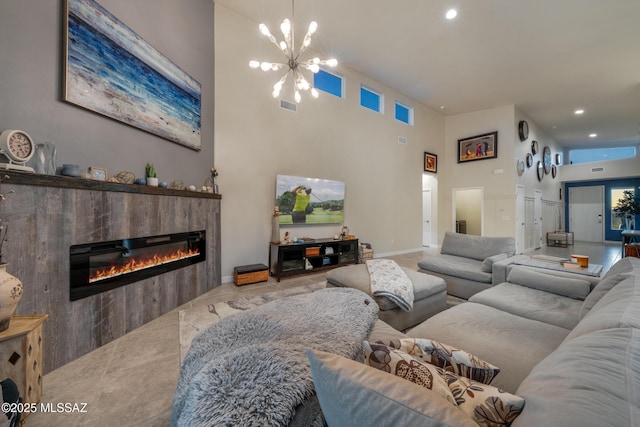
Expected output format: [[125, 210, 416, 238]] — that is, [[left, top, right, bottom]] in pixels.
[[589, 133, 597, 138], [574, 109, 584, 115], [439, 106, 445, 110], [446, 9, 457, 20]]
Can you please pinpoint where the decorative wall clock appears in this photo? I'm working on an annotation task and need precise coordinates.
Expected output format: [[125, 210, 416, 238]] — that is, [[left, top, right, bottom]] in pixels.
[[555, 153, 561, 165], [543, 146, 552, 174], [551, 164, 557, 179], [531, 140, 539, 155], [0, 129, 35, 172], [517, 159, 525, 176], [526, 153, 533, 168], [518, 120, 529, 141], [536, 161, 544, 181]]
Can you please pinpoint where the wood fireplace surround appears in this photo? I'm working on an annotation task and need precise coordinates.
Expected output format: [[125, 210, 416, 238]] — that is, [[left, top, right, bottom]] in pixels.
[[0, 171, 221, 373]]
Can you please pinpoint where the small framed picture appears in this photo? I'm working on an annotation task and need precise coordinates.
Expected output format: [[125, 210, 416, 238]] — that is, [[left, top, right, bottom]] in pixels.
[[89, 167, 108, 181], [424, 152, 437, 173], [457, 131, 498, 163]]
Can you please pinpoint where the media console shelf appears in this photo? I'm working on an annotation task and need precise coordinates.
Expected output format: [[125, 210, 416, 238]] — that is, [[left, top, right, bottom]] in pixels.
[[269, 238, 359, 281]]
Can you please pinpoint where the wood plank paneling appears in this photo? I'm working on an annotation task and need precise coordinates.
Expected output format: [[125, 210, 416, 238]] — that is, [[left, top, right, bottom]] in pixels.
[[0, 173, 221, 373]]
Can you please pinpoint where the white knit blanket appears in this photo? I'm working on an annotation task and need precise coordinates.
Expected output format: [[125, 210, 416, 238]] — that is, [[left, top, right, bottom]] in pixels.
[[366, 259, 414, 311]]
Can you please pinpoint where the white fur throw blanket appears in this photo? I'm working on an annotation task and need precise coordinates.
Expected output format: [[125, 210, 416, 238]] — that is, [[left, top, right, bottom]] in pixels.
[[366, 259, 414, 311], [170, 287, 378, 427]]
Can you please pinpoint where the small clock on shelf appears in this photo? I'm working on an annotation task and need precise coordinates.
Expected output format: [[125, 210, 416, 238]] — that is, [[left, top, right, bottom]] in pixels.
[[0, 129, 35, 172], [518, 120, 529, 141]]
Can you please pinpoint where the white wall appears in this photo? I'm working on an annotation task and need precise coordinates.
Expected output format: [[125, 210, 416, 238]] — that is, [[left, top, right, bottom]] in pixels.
[[214, 5, 445, 280]]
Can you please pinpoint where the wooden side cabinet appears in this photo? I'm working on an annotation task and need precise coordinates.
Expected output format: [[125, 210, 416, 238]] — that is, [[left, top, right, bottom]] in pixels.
[[0, 315, 47, 416], [269, 238, 359, 281]]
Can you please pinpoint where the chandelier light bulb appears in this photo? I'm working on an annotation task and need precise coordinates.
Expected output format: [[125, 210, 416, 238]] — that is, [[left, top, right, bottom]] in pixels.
[[280, 19, 291, 37], [249, 3, 338, 102]]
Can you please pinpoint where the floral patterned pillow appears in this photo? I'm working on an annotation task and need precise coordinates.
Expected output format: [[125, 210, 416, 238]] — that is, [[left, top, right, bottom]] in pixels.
[[362, 341, 458, 407], [440, 370, 525, 427], [364, 342, 524, 427], [378, 338, 500, 384]]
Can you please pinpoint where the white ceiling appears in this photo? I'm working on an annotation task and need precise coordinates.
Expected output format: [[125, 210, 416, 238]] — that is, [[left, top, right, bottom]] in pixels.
[[214, 0, 640, 150]]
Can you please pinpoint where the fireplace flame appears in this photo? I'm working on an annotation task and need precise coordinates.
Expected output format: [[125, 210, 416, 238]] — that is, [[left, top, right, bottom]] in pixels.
[[89, 248, 200, 283]]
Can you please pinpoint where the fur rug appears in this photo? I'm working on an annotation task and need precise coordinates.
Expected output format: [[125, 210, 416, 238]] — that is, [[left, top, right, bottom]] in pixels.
[[170, 287, 379, 427]]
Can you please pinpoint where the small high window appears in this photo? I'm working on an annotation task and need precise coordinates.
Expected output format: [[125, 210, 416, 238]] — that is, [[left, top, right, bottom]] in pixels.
[[569, 147, 636, 164], [360, 85, 383, 113], [313, 69, 343, 98], [395, 101, 413, 125]]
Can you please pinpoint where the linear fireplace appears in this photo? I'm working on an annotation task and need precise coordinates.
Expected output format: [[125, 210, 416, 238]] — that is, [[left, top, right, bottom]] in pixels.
[[70, 230, 206, 301]]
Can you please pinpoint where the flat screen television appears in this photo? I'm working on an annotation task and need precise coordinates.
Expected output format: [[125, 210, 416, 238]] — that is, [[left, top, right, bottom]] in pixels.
[[275, 174, 345, 225]]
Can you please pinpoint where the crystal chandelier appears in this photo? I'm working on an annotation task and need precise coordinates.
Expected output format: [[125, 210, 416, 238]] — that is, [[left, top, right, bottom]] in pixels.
[[249, 0, 338, 103]]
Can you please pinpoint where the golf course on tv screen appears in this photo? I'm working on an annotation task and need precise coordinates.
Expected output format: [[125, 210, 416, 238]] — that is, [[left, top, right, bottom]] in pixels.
[[275, 175, 345, 225]]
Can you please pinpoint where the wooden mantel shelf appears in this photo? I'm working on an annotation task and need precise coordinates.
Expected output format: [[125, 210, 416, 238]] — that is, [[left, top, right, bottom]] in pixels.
[[1, 170, 221, 199]]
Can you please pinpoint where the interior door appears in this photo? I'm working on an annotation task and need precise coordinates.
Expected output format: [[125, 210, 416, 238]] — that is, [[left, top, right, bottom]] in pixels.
[[534, 190, 542, 249], [516, 185, 525, 254], [569, 186, 604, 242], [422, 189, 431, 246]]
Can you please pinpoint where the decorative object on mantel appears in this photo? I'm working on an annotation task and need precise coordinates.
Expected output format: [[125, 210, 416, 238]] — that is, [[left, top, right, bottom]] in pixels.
[[115, 171, 136, 184], [0, 175, 22, 332], [205, 168, 219, 194], [248, 0, 338, 103], [89, 166, 108, 181], [0, 129, 36, 173], [145, 163, 158, 187], [170, 180, 185, 190], [271, 207, 281, 244], [62, 164, 81, 177], [31, 141, 57, 175]]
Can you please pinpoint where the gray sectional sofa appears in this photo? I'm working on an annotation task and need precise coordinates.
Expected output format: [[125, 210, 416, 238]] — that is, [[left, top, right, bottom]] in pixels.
[[327, 256, 639, 426], [418, 231, 516, 299]]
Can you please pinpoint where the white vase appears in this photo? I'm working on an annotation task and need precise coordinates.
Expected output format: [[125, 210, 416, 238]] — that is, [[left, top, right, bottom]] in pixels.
[[271, 215, 281, 244], [0, 264, 23, 332], [147, 177, 159, 187]]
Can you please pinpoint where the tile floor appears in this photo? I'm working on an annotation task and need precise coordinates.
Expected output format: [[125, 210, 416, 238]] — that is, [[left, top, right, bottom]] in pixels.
[[25, 242, 622, 426]]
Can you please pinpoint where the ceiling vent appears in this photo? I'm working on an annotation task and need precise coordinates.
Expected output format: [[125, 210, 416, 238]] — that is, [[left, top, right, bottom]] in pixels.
[[591, 167, 605, 173], [279, 99, 297, 113], [398, 136, 408, 145]]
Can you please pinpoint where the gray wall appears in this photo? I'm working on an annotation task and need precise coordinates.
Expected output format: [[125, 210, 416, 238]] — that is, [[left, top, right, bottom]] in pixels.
[[0, 0, 215, 184]]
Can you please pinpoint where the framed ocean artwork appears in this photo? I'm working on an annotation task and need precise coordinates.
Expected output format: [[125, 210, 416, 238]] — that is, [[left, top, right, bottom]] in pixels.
[[64, 0, 202, 151]]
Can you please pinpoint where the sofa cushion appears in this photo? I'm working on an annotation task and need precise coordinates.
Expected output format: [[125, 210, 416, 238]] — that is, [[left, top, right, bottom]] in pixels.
[[362, 341, 457, 406], [364, 343, 524, 427], [441, 370, 525, 427], [407, 302, 570, 393], [579, 257, 640, 319], [564, 273, 640, 342], [481, 253, 509, 273], [469, 283, 582, 330], [326, 264, 445, 311], [440, 231, 516, 261], [506, 267, 591, 300], [375, 338, 500, 384], [418, 254, 492, 283], [307, 349, 478, 427], [513, 328, 640, 427]]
